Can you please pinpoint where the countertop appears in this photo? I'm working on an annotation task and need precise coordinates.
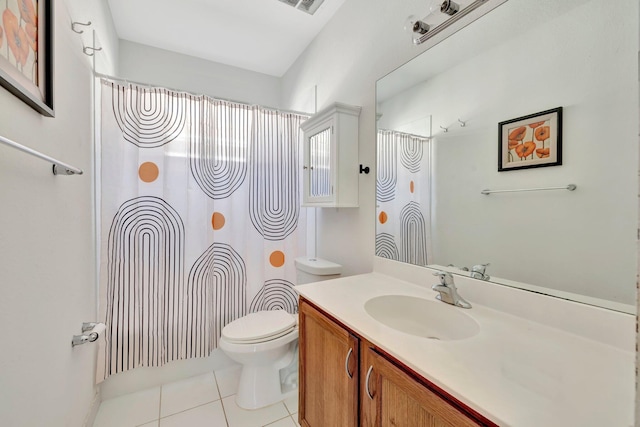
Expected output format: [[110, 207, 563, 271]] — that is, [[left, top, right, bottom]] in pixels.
[[295, 272, 635, 427]]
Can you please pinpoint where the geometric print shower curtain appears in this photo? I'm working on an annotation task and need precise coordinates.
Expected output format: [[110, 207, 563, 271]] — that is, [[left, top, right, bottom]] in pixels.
[[375, 129, 431, 266], [97, 79, 307, 381]]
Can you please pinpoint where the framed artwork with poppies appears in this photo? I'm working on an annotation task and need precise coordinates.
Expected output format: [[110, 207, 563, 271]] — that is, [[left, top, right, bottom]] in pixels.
[[498, 107, 562, 172], [0, 0, 53, 117]]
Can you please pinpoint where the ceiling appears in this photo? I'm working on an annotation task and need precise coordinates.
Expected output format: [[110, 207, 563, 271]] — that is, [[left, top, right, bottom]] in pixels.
[[107, 0, 347, 77]]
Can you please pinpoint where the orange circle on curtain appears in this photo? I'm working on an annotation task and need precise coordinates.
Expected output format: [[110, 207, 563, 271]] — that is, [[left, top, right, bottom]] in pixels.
[[270, 251, 285, 268], [211, 212, 225, 230], [138, 162, 159, 183], [379, 211, 388, 224], [410, 181, 415, 193]]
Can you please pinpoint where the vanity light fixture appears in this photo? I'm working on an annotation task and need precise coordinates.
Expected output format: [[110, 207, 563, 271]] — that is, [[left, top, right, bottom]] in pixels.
[[407, 0, 492, 45]]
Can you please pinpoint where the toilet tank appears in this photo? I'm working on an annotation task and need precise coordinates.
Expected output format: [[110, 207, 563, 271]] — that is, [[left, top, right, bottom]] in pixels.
[[294, 257, 342, 285]]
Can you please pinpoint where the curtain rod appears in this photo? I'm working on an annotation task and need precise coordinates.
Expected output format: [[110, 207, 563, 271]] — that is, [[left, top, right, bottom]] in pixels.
[[0, 134, 83, 175], [93, 72, 313, 118], [378, 128, 431, 140]]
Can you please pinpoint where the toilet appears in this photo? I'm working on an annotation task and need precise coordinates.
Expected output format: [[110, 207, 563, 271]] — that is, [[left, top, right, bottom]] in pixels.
[[219, 256, 342, 410]]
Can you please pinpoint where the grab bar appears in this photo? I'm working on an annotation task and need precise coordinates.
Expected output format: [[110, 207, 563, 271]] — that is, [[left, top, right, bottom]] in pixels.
[[0, 134, 83, 175], [481, 184, 576, 195]]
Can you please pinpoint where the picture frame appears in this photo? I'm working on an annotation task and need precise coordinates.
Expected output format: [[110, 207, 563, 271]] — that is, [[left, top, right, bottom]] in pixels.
[[498, 107, 562, 172], [0, 0, 54, 117]]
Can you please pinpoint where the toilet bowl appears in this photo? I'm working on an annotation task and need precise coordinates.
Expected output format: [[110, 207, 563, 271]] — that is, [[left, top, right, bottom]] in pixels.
[[219, 257, 342, 410], [219, 310, 299, 410]]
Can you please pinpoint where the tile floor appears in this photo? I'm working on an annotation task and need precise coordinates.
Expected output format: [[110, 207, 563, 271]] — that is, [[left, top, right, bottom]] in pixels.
[[93, 365, 300, 427]]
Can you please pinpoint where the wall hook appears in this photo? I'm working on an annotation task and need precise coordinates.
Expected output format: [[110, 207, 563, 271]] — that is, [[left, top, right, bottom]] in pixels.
[[72, 21, 91, 34], [458, 118, 466, 127], [359, 164, 370, 174], [439, 125, 448, 133], [83, 46, 102, 56]]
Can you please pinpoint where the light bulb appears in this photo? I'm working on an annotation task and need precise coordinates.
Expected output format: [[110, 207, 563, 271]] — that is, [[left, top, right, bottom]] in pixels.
[[403, 15, 418, 34], [429, 0, 460, 16], [404, 15, 430, 36]]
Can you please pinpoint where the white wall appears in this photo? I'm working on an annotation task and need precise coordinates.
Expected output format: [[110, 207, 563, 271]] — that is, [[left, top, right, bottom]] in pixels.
[[279, 0, 438, 276], [0, 1, 115, 425], [118, 40, 282, 108], [378, 0, 638, 306]]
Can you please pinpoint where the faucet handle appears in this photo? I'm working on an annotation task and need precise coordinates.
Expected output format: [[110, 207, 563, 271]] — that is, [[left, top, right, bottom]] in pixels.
[[433, 270, 455, 286], [471, 263, 490, 273]]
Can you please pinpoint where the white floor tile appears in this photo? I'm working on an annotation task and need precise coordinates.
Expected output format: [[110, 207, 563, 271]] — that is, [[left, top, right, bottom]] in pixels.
[[263, 416, 296, 427], [214, 365, 242, 398], [93, 387, 160, 427], [283, 394, 298, 415], [159, 401, 227, 427], [291, 415, 300, 427], [136, 422, 159, 427], [160, 372, 220, 417], [222, 395, 289, 427]]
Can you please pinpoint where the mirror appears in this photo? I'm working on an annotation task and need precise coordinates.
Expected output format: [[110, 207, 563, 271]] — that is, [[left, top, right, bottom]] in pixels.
[[376, 0, 638, 313]]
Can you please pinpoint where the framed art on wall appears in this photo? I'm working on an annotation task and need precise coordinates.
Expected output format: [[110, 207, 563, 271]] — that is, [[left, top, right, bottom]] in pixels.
[[0, 0, 54, 117], [498, 107, 562, 172]]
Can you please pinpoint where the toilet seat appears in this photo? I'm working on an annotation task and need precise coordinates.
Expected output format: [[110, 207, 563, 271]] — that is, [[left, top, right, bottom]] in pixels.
[[222, 310, 297, 344]]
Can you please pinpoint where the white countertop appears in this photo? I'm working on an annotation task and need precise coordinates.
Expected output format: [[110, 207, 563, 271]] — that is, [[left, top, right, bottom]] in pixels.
[[296, 272, 635, 427]]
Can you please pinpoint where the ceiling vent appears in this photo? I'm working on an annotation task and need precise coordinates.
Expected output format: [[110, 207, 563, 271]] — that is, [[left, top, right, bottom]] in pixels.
[[278, 0, 325, 15]]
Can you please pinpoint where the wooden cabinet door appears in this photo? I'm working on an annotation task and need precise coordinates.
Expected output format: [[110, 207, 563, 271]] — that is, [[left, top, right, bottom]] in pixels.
[[361, 346, 484, 427], [299, 299, 359, 427]]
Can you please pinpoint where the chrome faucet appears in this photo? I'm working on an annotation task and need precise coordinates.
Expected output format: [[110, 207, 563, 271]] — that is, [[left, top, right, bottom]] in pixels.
[[470, 263, 490, 281], [432, 271, 472, 309]]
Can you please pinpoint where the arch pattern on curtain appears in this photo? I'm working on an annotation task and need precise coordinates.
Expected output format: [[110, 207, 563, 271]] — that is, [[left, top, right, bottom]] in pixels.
[[190, 99, 249, 200], [376, 130, 398, 203], [249, 279, 299, 314], [104, 196, 186, 377], [111, 82, 189, 148], [399, 201, 428, 266], [186, 242, 247, 358], [375, 232, 399, 261], [399, 133, 424, 173], [249, 111, 302, 241]]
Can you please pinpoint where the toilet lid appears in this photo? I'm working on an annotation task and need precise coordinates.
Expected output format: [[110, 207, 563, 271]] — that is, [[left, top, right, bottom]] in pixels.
[[222, 310, 297, 343]]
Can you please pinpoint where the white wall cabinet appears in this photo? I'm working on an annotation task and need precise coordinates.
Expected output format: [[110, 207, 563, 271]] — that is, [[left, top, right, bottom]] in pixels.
[[301, 102, 361, 207]]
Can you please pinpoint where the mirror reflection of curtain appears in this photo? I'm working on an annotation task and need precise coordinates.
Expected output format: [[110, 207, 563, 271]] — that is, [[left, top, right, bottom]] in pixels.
[[98, 79, 307, 381], [376, 130, 431, 266]]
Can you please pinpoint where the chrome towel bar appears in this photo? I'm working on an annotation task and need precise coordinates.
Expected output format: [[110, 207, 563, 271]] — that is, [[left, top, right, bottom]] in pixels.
[[481, 184, 576, 195], [0, 134, 83, 175]]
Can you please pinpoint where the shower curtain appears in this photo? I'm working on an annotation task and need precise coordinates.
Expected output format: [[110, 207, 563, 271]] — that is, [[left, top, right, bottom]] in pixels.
[[375, 129, 431, 266], [97, 79, 307, 381]]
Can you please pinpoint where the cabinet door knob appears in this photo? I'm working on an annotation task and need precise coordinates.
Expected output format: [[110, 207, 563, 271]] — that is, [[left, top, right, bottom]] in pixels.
[[345, 348, 354, 379], [365, 365, 375, 400]]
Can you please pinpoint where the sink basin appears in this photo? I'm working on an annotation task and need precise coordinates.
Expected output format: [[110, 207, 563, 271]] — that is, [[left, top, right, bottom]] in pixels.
[[364, 295, 480, 341]]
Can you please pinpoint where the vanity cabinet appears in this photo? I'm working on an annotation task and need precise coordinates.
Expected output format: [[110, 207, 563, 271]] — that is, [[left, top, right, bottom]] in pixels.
[[361, 347, 480, 427], [299, 298, 359, 427], [300, 102, 361, 207], [298, 297, 496, 427]]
